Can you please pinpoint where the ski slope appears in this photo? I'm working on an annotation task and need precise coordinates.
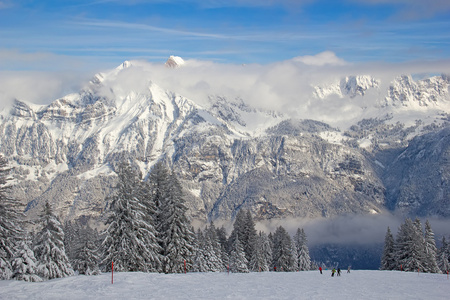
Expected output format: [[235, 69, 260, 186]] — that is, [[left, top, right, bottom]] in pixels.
[[0, 270, 448, 299]]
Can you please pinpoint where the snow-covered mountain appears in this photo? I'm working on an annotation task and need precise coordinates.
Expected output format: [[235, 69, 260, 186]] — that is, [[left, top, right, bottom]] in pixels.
[[1, 59, 450, 227]]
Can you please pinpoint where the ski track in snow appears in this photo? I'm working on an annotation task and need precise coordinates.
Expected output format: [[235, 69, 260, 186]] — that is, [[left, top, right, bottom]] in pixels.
[[0, 270, 449, 300]]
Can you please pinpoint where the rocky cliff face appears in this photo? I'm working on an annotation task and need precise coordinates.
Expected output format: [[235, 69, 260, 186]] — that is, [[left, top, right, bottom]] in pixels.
[[1, 62, 450, 226]]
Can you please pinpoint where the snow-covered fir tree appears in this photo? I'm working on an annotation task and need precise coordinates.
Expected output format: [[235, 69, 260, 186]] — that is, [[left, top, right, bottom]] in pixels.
[[294, 228, 311, 271], [192, 229, 208, 272], [228, 209, 257, 268], [243, 210, 257, 264], [249, 232, 272, 272], [63, 220, 82, 267], [204, 223, 225, 271], [216, 226, 230, 270], [228, 209, 246, 254], [72, 225, 100, 275], [423, 220, 440, 273], [34, 201, 74, 280], [229, 235, 249, 273], [0, 155, 23, 280], [154, 168, 194, 273], [395, 218, 429, 272], [380, 227, 396, 270], [193, 225, 223, 272], [399, 218, 425, 271], [102, 162, 161, 272], [272, 226, 296, 272], [11, 234, 42, 282], [437, 236, 450, 273]]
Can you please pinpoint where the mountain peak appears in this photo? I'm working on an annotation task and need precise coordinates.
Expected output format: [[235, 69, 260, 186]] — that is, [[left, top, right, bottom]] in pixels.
[[165, 55, 185, 68]]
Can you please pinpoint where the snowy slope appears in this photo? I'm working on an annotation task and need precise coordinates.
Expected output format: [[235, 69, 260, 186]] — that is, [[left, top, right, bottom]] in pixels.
[[0, 271, 448, 300]]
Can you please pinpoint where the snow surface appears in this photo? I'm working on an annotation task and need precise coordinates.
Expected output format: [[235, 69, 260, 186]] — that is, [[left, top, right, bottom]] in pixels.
[[0, 270, 448, 300]]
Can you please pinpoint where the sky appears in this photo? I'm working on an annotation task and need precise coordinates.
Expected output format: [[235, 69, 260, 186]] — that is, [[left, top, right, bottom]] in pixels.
[[1, 0, 450, 71], [0, 0, 450, 107]]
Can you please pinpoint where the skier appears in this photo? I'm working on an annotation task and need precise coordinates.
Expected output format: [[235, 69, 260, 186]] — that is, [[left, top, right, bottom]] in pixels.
[[331, 268, 336, 277], [337, 268, 341, 276], [347, 266, 351, 273], [319, 266, 322, 274]]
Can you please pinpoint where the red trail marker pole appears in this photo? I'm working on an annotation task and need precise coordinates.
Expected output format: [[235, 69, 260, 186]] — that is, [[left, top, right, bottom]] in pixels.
[[112, 261, 114, 284]]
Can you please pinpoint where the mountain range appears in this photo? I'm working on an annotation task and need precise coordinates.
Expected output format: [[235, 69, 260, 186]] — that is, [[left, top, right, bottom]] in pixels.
[[1, 57, 449, 228]]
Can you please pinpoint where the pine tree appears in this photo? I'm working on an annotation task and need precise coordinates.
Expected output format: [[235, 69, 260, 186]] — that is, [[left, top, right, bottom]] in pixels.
[[243, 210, 257, 264], [216, 226, 230, 270], [204, 223, 225, 272], [63, 220, 82, 267], [249, 232, 272, 272], [101, 162, 161, 272], [229, 235, 249, 273], [0, 155, 23, 280], [228, 209, 257, 268], [228, 209, 247, 254], [380, 227, 396, 270], [192, 229, 207, 272], [155, 169, 194, 273], [12, 234, 42, 282], [34, 201, 74, 280], [423, 220, 440, 273], [272, 226, 295, 272], [294, 228, 311, 271], [73, 225, 100, 275], [437, 236, 450, 273], [395, 218, 426, 272]]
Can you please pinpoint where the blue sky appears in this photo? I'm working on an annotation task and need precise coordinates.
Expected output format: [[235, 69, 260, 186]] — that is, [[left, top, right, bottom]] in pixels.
[[1, 0, 450, 71]]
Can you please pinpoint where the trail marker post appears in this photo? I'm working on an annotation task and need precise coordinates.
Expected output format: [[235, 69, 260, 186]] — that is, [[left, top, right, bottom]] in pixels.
[[112, 261, 114, 284], [184, 260, 186, 274]]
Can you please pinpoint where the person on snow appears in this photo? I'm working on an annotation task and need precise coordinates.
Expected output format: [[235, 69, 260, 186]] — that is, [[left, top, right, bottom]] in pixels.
[[331, 268, 336, 277], [319, 266, 322, 274], [337, 268, 341, 276], [347, 266, 351, 273]]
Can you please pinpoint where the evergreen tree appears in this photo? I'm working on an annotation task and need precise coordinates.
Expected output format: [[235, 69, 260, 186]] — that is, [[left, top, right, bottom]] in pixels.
[[243, 210, 257, 264], [216, 226, 230, 270], [0, 155, 22, 280], [249, 231, 272, 272], [73, 225, 101, 275], [204, 223, 225, 272], [290, 240, 299, 272], [437, 236, 450, 273], [380, 227, 396, 270], [228, 209, 257, 268], [294, 228, 311, 271], [395, 218, 426, 272], [423, 220, 440, 273], [34, 201, 73, 280], [192, 229, 207, 272], [229, 235, 249, 273], [228, 209, 247, 254], [63, 220, 82, 267], [11, 234, 42, 282], [155, 170, 194, 273], [101, 162, 161, 272], [272, 226, 295, 272]]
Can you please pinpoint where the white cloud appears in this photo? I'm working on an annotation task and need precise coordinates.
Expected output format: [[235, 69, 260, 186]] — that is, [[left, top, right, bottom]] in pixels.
[[293, 51, 348, 66], [0, 71, 90, 108], [2, 50, 450, 130]]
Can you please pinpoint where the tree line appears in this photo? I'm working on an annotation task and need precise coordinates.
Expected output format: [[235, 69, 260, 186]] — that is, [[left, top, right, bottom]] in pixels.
[[380, 218, 449, 273], [0, 157, 313, 282]]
